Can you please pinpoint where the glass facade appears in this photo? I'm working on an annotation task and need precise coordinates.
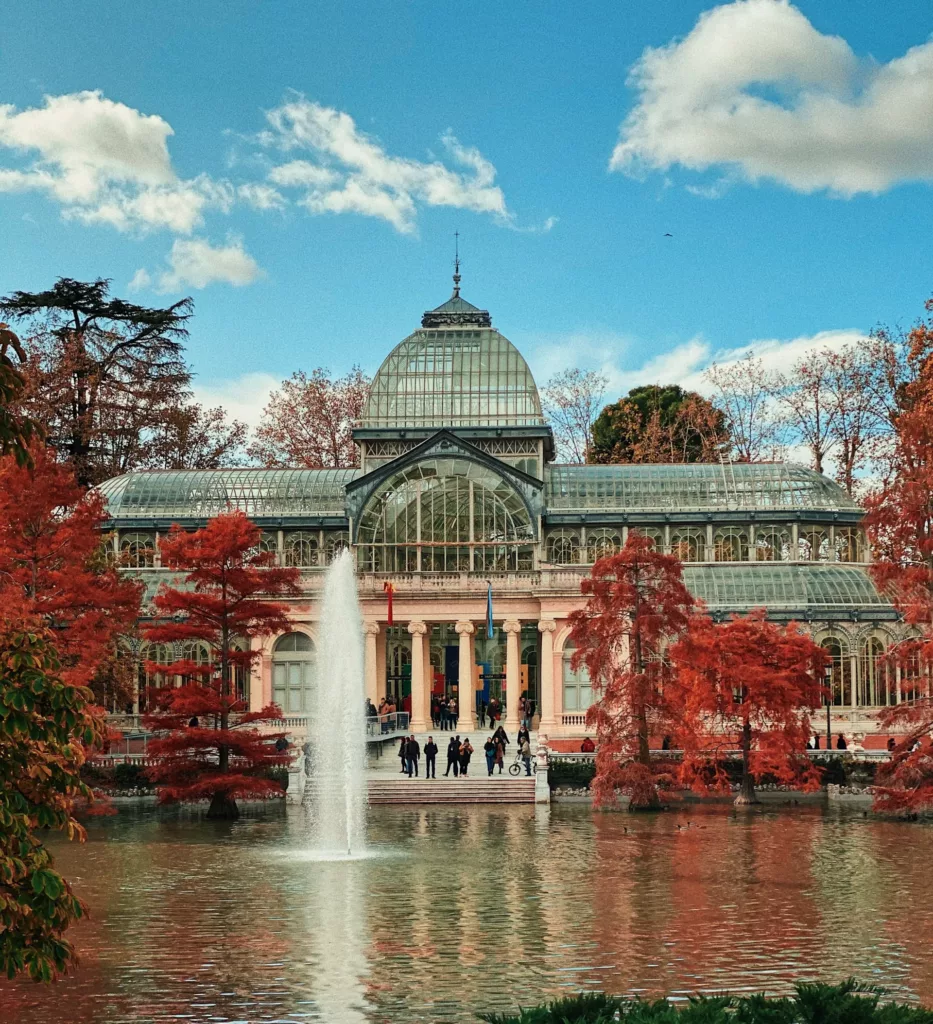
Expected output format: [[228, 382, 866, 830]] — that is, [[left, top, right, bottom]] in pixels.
[[361, 328, 545, 429], [356, 457, 534, 573]]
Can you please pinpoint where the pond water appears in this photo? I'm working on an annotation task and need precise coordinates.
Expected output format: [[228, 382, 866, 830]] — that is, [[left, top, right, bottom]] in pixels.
[[2, 802, 933, 1023]]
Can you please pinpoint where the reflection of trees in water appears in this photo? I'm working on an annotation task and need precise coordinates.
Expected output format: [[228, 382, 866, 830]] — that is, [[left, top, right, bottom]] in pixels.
[[812, 815, 932, 1000]]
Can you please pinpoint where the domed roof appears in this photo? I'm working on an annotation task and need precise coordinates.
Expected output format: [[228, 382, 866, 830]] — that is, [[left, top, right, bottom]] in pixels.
[[360, 279, 544, 430]]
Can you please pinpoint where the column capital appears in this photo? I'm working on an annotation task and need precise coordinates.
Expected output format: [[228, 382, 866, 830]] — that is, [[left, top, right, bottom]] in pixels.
[[455, 620, 475, 636], [362, 621, 380, 636], [503, 619, 522, 635], [407, 620, 428, 637], [537, 619, 557, 634]]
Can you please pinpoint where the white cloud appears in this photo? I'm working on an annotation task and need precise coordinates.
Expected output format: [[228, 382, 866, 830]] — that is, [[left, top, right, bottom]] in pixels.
[[0, 91, 236, 233], [237, 182, 286, 210], [528, 326, 867, 399], [127, 268, 152, 292], [148, 236, 263, 292], [191, 371, 280, 429], [611, 0, 933, 195], [261, 95, 510, 232]]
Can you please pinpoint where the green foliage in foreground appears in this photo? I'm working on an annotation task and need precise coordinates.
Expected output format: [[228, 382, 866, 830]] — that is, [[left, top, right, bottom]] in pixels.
[[477, 981, 933, 1024]]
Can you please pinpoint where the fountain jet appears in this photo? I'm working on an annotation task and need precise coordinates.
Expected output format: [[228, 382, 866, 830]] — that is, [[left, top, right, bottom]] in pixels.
[[304, 549, 367, 856]]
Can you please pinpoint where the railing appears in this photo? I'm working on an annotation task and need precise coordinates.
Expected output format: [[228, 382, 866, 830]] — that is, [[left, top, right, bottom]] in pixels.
[[264, 712, 411, 739], [560, 713, 589, 728]]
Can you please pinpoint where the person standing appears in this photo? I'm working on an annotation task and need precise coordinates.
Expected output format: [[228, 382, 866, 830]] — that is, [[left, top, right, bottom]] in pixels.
[[398, 734, 408, 773], [484, 736, 496, 776], [516, 724, 530, 751], [459, 737, 474, 777], [439, 697, 449, 732], [449, 696, 458, 729], [494, 734, 506, 774], [445, 735, 460, 776], [406, 734, 421, 777], [424, 736, 438, 778], [520, 736, 532, 776]]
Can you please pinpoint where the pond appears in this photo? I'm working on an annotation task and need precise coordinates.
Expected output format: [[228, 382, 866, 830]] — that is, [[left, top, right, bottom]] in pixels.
[[2, 803, 933, 1023]]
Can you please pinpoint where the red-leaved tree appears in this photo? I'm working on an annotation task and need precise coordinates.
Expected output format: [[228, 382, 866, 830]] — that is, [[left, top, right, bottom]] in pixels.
[[865, 298, 933, 812], [568, 531, 694, 810], [671, 611, 826, 805], [142, 511, 301, 819], [0, 445, 141, 699]]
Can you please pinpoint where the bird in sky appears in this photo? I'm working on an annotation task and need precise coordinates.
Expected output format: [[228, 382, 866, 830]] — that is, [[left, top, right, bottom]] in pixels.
[[664, 232, 674, 237]]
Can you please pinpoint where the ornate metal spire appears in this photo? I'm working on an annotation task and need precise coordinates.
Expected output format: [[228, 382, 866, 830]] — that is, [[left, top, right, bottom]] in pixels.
[[452, 230, 461, 298]]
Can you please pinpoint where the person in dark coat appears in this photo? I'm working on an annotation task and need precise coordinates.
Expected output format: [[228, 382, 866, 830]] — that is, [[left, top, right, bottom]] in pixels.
[[405, 734, 421, 777], [459, 737, 473, 777], [484, 737, 496, 776], [836, 733, 848, 750], [445, 735, 460, 776], [516, 724, 530, 750], [440, 698, 449, 731], [398, 734, 408, 773], [424, 736, 438, 778], [493, 724, 510, 750]]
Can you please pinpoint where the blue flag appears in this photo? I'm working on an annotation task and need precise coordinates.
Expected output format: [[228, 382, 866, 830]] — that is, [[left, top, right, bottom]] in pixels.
[[486, 580, 494, 639]]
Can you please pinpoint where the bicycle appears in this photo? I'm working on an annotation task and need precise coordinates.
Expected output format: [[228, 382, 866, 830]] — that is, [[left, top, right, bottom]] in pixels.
[[508, 751, 537, 776]]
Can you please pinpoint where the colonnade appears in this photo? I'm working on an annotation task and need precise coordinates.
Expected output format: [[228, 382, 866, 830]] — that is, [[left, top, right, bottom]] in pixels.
[[360, 617, 559, 735]]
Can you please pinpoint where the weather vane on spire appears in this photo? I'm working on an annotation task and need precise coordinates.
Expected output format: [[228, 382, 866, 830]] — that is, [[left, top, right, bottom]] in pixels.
[[452, 230, 461, 298]]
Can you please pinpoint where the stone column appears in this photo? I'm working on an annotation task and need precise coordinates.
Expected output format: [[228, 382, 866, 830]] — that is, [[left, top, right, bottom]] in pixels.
[[456, 621, 476, 731], [408, 621, 428, 732], [504, 619, 522, 733], [538, 620, 557, 731], [850, 653, 859, 710], [363, 622, 380, 706]]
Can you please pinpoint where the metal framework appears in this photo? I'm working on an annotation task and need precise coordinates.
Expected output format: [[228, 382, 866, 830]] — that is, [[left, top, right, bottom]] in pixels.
[[99, 468, 360, 520], [356, 456, 535, 573], [360, 328, 545, 429], [545, 463, 859, 512], [683, 564, 890, 611]]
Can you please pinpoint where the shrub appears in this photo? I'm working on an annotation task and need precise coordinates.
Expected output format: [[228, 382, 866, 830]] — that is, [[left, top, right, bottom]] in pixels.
[[548, 760, 596, 790], [476, 981, 933, 1023], [113, 762, 150, 789]]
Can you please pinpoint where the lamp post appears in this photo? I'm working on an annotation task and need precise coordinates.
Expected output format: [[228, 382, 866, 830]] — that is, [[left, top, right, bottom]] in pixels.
[[825, 666, 833, 751]]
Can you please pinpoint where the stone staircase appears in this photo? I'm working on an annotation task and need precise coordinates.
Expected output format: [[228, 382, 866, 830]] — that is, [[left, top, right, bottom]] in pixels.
[[368, 776, 536, 804]]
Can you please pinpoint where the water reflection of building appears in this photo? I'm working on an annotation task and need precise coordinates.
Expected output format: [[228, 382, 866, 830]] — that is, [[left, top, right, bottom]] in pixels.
[[101, 273, 913, 742]]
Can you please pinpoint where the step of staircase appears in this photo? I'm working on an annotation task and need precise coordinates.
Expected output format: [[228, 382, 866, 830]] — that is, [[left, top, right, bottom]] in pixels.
[[368, 777, 536, 804]]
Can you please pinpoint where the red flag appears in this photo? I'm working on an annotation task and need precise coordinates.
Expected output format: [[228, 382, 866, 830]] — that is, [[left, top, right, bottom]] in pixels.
[[383, 581, 395, 626]]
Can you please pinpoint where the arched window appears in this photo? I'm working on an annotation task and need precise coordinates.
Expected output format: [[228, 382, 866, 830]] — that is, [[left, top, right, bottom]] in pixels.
[[272, 632, 315, 714], [586, 528, 623, 563], [230, 638, 250, 705], [120, 532, 155, 568], [799, 527, 830, 561], [859, 636, 889, 706], [821, 637, 851, 707], [357, 458, 534, 573], [284, 531, 319, 568], [562, 643, 593, 713], [179, 640, 211, 685], [670, 528, 705, 562], [137, 642, 173, 710], [547, 530, 580, 565], [755, 526, 791, 562], [259, 531, 279, 555], [714, 527, 749, 562], [324, 531, 349, 564], [835, 527, 865, 563]]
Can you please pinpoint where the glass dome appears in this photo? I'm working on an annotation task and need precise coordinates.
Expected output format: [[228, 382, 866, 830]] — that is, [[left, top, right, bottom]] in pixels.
[[360, 291, 545, 429]]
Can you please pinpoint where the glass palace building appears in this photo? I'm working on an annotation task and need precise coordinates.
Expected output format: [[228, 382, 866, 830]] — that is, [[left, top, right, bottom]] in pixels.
[[101, 279, 910, 745]]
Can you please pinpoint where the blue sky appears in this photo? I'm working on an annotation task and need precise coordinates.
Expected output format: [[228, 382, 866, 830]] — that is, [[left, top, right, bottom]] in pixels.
[[2, 0, 932, 425]]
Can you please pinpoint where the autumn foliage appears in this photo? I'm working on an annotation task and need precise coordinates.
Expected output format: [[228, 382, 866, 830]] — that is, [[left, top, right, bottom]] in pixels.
[[0, 445, 141, 699], [866, 298, 933, 812], [142, 512, 301, 819], [247, 366, 369, 468], [568, 532, 694, 809], [671, 611, 826, 805]]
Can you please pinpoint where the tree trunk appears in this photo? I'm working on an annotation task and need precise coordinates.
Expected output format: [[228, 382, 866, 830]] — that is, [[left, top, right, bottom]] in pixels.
[[734, 719, 760, 806], [206, 792, 239, 820]]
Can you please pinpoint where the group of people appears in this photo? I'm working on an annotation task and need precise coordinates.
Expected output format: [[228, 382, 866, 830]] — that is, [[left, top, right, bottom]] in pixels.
[[807, 733, 848, 750], [398, 734, 476, 777], [430, 696, 459, 730]]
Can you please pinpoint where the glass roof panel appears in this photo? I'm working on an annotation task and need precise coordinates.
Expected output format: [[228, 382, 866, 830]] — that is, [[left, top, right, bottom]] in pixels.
[[545, 463, 860, 512], [360, 327, 545, 429], [98, 468, 360, 519], [683, 564, 888, 610]]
